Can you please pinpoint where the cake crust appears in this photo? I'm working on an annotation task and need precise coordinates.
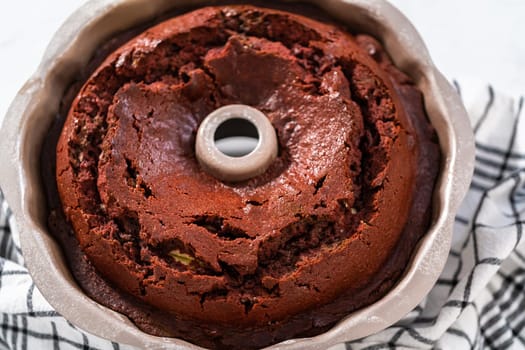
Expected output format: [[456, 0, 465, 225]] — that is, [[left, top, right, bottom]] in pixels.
[[44, 4, 440, 349]]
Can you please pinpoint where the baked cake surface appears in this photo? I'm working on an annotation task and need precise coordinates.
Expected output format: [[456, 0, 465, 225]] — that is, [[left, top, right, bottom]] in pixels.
[[44, 4, 440, 349]]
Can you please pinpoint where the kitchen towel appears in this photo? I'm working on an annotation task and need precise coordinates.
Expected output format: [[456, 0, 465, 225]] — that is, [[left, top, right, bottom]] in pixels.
[[0, 82, 524, 349]]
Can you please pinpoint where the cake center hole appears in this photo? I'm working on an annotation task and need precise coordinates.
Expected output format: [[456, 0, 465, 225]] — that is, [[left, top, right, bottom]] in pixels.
[[214, 118, 259, 157]]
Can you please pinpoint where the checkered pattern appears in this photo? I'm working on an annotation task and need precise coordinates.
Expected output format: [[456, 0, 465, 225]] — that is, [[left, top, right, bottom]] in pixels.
[[0, 82, 524, 349], [344, 84, 525, 350], [0, 192, 133, 350]]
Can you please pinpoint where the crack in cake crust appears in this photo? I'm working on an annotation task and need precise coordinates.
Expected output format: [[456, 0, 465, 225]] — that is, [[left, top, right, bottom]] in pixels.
[[46, 4, 440, 349]]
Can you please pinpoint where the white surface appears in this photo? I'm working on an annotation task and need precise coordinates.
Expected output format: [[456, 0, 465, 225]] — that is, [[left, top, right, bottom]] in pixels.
[[0, 0, 524, 123]]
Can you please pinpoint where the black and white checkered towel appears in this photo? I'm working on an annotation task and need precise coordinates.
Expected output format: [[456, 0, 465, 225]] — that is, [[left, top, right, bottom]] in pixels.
[[0, 83, 524, 349]]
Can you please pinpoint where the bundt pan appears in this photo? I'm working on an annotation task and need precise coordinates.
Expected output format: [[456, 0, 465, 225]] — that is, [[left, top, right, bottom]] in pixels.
[[0, 0, 474, 349]]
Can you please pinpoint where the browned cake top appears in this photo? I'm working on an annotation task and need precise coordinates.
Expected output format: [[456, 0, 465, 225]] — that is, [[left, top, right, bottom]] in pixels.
[[52, 5, 439, 349]]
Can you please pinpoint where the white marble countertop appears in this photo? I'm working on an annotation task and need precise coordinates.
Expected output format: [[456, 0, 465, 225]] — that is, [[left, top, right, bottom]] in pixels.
[[1, 0, 523, 122]]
